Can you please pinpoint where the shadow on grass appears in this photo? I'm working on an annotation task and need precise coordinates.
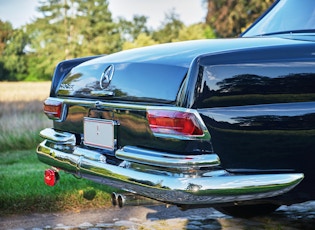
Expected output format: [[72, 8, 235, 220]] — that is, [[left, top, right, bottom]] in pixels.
[[0, 149, 119, 215]]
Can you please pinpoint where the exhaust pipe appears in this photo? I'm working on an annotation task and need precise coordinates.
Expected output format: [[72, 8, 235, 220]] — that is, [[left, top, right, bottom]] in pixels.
[[111, 192, 125, 208], [117, 193, 126, 208], [111, 192, 161, 208]]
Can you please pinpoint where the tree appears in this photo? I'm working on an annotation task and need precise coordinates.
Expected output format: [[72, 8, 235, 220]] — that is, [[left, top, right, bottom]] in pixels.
[[2, 28, 29, 80], [173, 23, 216, 42], [122, 33, 157, 50], [205, 0, 273, 38], [27, 0, 73, 79], [75, 0, 122, 56], [0, 20, 13, 55], [0, 21, 29, 81], [118, 15, 150, 42], [0, 20, 13, 80], [152, 10, 184, 44], [27, 0, 122, 80]]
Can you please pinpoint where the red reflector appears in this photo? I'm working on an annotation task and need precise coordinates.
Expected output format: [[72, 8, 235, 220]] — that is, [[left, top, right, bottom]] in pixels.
[[43, 99, 63, 120], [44, 169, 59, 186], [147, 110, 204, 136]]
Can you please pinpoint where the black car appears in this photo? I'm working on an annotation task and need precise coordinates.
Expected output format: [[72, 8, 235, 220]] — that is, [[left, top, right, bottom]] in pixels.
[[37, 0, 315, 217]]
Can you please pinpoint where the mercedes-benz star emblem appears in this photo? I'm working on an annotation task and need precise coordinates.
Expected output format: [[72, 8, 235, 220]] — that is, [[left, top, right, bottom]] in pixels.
[[100, 64, 114, 89]]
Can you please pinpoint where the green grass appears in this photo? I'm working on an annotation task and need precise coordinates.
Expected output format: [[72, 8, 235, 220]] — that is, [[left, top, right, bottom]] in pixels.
[[0, 114, 47, 152], [0, 83, 120, 215], [0, 149, 118, 215], [0, 82, 117, 216]]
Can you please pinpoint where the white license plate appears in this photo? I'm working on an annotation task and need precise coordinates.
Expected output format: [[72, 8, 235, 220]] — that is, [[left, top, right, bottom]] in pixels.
[[84, 118, 115, 150]]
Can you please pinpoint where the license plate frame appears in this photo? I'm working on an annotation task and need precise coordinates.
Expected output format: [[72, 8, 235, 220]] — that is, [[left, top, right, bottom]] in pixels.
[[84, 117, 116, 150]]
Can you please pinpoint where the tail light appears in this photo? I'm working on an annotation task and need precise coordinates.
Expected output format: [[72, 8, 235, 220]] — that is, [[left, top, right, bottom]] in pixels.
[[43, 98, 64, 120], [147, 109, 204, 137], [44, 169, 59, 186]]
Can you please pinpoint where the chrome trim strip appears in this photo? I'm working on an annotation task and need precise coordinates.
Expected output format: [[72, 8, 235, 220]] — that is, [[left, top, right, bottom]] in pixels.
[[55, 96, 162, 110], [49, 97, 199, 117], [116, 146, 220, 169], [37, 140, 304, 205], [91, 90, 114, 97], [46, 97, 211, 140], [39, 128, 76, 145]]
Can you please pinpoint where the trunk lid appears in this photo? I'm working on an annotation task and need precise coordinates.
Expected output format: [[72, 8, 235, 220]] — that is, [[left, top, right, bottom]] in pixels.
[[57, 62, 187, 104], [56, 38, 303, 104]]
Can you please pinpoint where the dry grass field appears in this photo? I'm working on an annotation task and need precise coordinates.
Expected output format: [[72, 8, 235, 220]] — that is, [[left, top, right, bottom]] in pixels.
[[0, 82, 52, 151], [0, 81, 51, 102]]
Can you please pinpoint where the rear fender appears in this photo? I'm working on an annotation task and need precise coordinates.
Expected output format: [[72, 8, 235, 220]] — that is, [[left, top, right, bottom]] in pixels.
[[50, 55, 103, 97]]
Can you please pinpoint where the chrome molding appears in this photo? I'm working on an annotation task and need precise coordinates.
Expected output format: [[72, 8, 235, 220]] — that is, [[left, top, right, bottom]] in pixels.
[[91, 90, 114, 97], [39, 128, 76, 145], [37, 138, 304, 206], [49, 97, 203, 116], [116, 146, 220, 169], [47, 97, 211, 140]]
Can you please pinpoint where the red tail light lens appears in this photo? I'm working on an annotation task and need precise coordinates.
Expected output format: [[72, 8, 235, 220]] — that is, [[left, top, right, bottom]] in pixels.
[[43, 99, 63, 120], [44, 169, 59, 186], [147, 110, 204, 136]]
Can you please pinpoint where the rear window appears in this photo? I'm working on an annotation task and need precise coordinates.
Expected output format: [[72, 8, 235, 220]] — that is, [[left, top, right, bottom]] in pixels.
[[243, 0, 315, 37]]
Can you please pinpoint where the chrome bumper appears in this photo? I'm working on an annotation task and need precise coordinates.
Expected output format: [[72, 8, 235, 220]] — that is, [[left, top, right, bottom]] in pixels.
[[36, 128, 304, 206]]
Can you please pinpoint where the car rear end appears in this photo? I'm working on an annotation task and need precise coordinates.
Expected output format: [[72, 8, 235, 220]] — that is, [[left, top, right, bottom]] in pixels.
[[37, 40, 304, 208]]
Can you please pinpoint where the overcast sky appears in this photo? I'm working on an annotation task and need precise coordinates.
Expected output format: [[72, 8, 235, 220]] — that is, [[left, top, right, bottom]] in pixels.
[[0, 0, 206, 29]]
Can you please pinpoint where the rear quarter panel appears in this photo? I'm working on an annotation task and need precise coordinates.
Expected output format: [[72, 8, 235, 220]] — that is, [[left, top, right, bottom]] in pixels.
[[193, 42, 315, 172]]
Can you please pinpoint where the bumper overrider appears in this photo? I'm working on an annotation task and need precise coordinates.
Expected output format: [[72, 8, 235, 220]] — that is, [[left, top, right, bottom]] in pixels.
[[37, 128, 304, 207]]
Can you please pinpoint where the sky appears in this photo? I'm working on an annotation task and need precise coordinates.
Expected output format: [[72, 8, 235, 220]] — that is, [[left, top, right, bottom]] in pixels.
[[0, 0, 206, 29]]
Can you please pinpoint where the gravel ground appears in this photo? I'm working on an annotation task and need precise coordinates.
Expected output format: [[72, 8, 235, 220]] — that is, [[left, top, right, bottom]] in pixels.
[[1, 201, 315, 229]]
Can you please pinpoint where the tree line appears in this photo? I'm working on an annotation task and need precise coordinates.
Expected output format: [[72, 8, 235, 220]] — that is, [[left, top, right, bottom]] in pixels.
[[0, 0, 272, 81]]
